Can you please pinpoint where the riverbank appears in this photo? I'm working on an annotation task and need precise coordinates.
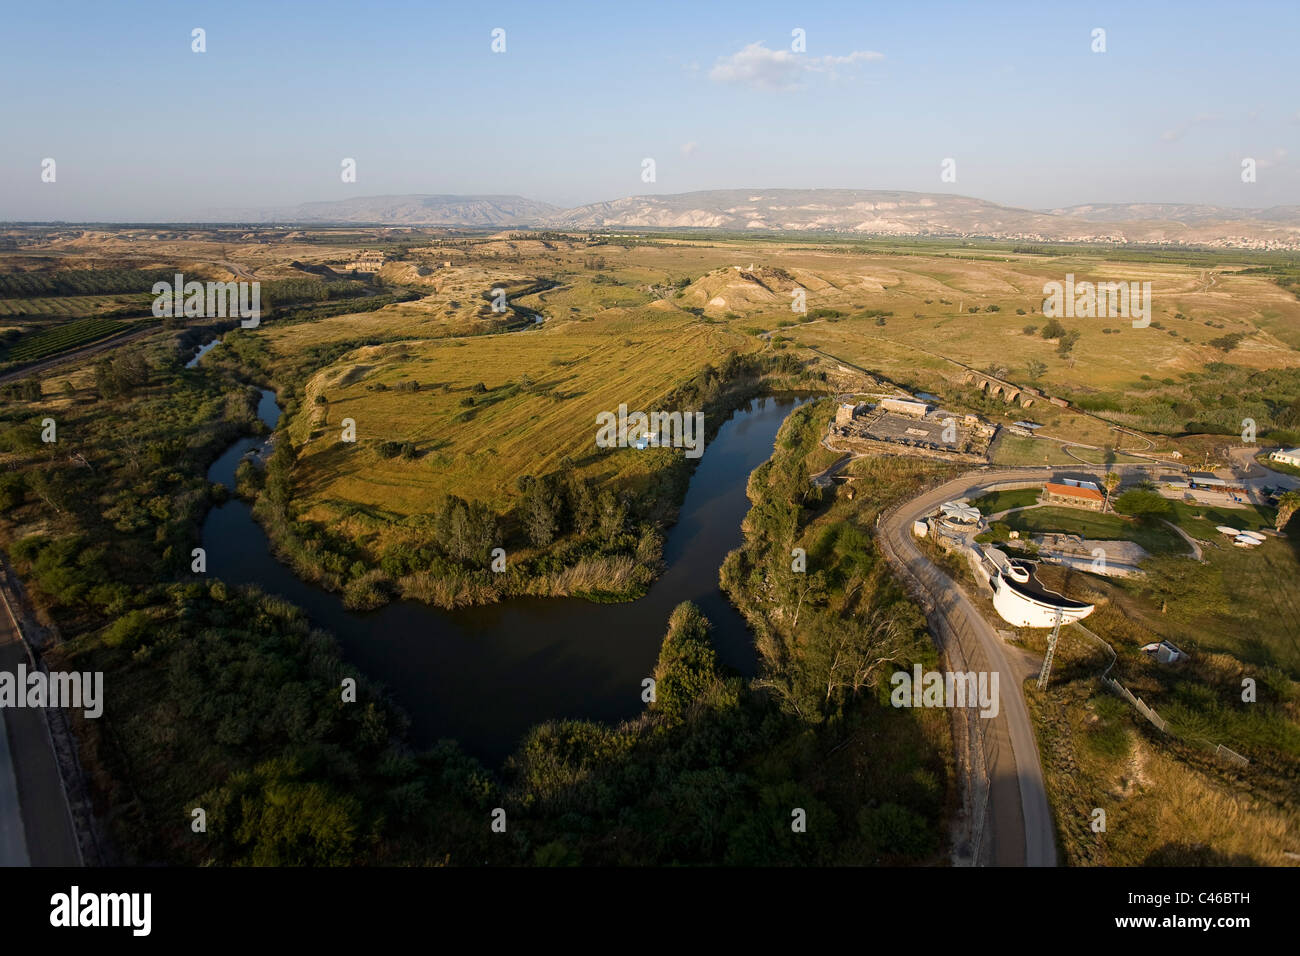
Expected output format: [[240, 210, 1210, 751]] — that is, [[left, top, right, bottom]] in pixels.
[[201, 389, 812, 760], [226, 355, 826, 612]]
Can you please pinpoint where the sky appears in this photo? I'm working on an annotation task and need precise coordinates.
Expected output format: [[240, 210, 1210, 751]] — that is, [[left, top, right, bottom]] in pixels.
[[2, 0, 1298, 220]]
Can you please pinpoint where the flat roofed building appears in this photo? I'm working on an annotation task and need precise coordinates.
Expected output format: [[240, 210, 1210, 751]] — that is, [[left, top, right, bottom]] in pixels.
[[879, 398, 930, 418], [1269, 447, 1300, 467]]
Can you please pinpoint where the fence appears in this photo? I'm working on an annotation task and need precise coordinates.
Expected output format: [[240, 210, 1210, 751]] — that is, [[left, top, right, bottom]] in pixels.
[[1100, 676, 1169, 734]]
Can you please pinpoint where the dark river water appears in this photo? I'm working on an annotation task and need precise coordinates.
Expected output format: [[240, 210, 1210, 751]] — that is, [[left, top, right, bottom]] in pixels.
[[201, 391, 806, 764]]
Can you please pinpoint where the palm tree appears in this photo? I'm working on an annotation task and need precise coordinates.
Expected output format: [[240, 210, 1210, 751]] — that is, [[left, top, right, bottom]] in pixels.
[[1275, 490, 1300, 533], [1102, 472, 1120, 513]]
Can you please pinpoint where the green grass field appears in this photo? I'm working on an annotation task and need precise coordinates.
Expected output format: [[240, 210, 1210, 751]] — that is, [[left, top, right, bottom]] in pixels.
[[1165, 499, 1277, 539], [999, 506, 1188, 554], [1063, 446, 1151, 465], [989, 433, 1082, 466], [969, 487, 1041, 513]]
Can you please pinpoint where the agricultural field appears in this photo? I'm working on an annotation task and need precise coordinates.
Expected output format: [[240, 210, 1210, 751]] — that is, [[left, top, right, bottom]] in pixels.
[[0, 317, 134, 366], [277, 306, 756, 520], [0, 292, 151, 317]]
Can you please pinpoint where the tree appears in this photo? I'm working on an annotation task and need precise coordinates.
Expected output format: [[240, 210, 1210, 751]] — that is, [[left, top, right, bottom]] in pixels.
[[1102, 472, 1120, 512], [525, 490, 557, 547], [652, 602, 719, 719], [1275, 490, 1300, 533], [1041, 318, 1066, 340], [1113, 487, 1171, 522], [1025, 359, 1047, 382], [1056, 328, 1081, 357], [596, 489, 626, 546]]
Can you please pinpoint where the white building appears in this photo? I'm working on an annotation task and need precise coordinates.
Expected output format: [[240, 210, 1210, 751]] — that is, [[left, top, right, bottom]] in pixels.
[[1270, 447, 1300, 467], [1142, 641, 1185, 664], [982, 550, 1095, 628]]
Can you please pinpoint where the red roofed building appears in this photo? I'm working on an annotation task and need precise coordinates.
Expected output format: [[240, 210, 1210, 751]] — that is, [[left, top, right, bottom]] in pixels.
[[1041, 481, 1106, 511]]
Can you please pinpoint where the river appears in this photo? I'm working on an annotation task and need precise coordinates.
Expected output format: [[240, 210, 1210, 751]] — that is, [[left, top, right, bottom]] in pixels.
[[201, 390, 807, 764]]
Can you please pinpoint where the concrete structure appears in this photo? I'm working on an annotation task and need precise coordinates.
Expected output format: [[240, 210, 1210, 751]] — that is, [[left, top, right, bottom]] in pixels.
[[832, 401, 998, 463], [1269, 447, 1300, 468], [834, 402, 864, 427], [1032, 533, 1147, 579], [346, 250, 386, 273], [1041, 481, 1106, 511], [1187, 472, 1245, 493], [1142, 640, 1185, 664], [926, 499, 984, 549], [880, 397, 929, 418], [981, 549, 1096, 628], [961, 371, 1035, 407]]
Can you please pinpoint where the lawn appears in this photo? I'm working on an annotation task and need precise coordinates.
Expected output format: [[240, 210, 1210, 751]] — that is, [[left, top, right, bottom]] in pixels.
[[1063, 445, 1150, 465], [1165, 499, 1278, 540], [989, 433, 1081, 466], [999, 506, 1189, 555], [969, 487, 1041, 513]]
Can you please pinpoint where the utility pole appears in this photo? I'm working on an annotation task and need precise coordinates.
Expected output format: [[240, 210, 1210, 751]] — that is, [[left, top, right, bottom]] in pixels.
[[1037, 609, 1064, 691]]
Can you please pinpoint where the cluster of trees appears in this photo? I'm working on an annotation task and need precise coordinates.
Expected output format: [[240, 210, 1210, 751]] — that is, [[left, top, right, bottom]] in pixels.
[[0, 378, 42, 402], [1, 309, 957, 865], [377, 440, 417, 460], [516, 466, 627, 550], [1040, 318, 1081, 357], [431, 495, 498, 565], [719, 401, 934, 723], [94, 351, 150, 399]]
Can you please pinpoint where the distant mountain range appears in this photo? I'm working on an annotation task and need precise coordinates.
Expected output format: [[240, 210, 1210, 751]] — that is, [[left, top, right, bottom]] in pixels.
[[208, 189, 1300, 246], [209, 194, 561, 227]]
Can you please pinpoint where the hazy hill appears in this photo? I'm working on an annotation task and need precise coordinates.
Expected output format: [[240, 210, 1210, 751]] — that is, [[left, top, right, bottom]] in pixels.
[[200, 189, 1300, 245], [1049, 202, 1300, 224], [543, 189, 1300, 244], [211, 194, 560, 226]]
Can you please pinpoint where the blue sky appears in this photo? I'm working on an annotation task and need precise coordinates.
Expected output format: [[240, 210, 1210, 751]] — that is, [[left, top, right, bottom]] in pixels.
[[2, 0, 1297, 220]]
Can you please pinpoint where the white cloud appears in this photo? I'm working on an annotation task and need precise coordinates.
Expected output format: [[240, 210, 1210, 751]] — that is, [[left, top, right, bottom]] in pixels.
[[681, 141, 699, 156], [709, 42, 883, 92]]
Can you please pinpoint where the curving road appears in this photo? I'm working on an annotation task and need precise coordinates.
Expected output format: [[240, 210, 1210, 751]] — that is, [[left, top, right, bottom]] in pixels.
[[0, 568, 82, 866], [875, 464, 1171, 866]]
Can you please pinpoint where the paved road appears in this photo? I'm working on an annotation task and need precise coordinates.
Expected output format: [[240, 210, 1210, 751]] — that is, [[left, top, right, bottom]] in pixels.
[[0, 706, 29, 866], [0, 579, 81, 866], [876, 466, 1156, 866], [1225, 445, 1300, 490]]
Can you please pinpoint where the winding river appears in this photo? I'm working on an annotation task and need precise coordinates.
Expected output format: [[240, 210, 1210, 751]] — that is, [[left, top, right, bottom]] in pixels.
[[200, 387, 807, 764]]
